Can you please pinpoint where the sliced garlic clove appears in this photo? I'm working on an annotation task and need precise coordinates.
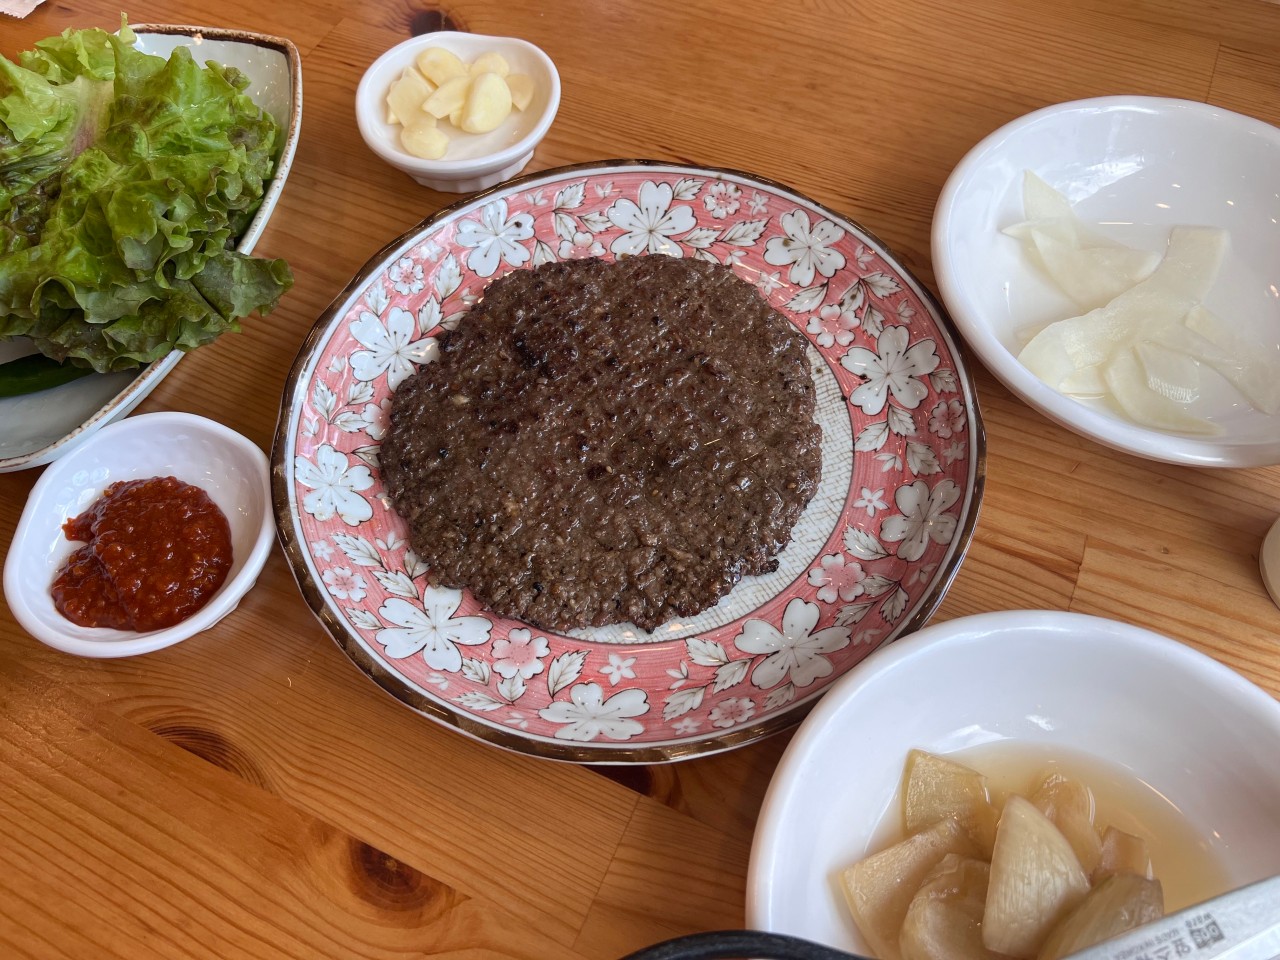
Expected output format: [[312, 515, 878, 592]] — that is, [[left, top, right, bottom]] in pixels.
[[424, 74, 472, 120], [460, 71, 513, 133], [469, 50, 510, 77], [386, 67, 436, 130], [400, 123, 449, 160], [416, 46, 468, 85], [506, 73, 534, 111]]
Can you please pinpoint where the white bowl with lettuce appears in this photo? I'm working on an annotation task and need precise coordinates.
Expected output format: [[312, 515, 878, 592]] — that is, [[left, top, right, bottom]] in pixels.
[[0, 22, 301, 472], [932, 97, 1280, 467]]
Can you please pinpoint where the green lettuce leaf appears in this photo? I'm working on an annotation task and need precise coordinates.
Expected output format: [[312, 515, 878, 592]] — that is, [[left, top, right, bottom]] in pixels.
[[0, 21, 291, 373]]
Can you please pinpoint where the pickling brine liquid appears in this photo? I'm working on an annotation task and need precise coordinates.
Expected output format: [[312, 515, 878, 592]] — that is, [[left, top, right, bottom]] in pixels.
[[947, 741, 1230, 912]]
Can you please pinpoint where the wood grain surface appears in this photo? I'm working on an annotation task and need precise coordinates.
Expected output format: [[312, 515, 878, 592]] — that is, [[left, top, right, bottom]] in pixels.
[[3, 1, 1279, 957]]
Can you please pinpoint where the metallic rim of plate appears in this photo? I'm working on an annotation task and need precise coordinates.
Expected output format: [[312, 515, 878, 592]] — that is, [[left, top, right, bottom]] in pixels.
[[270, 158, 988, 764]]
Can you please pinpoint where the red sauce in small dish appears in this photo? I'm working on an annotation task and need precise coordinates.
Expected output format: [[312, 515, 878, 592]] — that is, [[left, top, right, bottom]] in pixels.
[[51, 476, 234, 632]]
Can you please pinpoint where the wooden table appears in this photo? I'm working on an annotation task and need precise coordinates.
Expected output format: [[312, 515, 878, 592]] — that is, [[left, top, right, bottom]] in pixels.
[[3, 1, 1279, 957]]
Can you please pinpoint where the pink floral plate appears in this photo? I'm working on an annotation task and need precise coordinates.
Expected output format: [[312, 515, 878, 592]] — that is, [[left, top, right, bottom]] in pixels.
[[271, 161, 986, 763]]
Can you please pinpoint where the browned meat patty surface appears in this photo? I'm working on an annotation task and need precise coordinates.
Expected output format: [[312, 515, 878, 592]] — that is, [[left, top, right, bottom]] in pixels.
[[381, 255, 821, 632]]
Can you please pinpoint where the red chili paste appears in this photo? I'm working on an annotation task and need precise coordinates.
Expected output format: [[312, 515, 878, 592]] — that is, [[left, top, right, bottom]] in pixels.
[[51, 476, 234, 631]]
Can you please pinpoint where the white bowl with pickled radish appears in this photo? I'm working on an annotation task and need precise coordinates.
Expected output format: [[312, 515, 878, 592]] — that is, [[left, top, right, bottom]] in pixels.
[[932, 97, 1280, 467], [3, 412, 273, 658], [356, 31, 560, 193], [746, 610, 1280, 957]]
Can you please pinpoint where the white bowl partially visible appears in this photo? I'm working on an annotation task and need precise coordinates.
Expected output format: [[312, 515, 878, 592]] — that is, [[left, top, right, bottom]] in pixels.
[[356, 31, 560, 193], [747, 610, 1280, 953], [3, 412, 273, 658], [932, 97, 1280, 467], [0, 25, 302, 474]]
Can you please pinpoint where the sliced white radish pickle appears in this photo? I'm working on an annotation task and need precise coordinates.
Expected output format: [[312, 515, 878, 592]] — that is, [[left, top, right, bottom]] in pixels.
[[1135, 341, 1201, 405], [1005, 173, 1160, 310], [1182, 307, 1280, 414], [1023, 171, 1075, 221], [1008, 173, 1275, 435], [1103, 349, 1220, 435]]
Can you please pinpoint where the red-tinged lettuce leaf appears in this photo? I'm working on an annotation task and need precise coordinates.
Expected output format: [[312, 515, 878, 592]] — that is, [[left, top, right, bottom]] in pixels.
[[0, 21, 291, 373]]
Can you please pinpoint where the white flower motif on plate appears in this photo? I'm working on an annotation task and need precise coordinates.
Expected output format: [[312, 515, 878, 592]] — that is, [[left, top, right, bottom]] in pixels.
[[558, 230, 605, 260], [841, 325, 941, 415], [455, 198, 535, 277], [376, 586, 492, 672], [606, 180, 696, 257], [807, 302, 859, 348], [492, 628, 550, 680], [853, 487, 889, 517], [601, 653, 638, 686], [295, 444, 374, 526], [764, 209, 847, 286], [710, 696, 755, 729], [880, 479, 961, 562], [703, 181, 742, 219], [323, 566, 367, 602], [349, 307, 436, 390], [735, 597, 851, 688], [928, 398, 966, 438], [389, 256, 424, 295], [538, 683, 649, 741], [807, 554, 867, 604]]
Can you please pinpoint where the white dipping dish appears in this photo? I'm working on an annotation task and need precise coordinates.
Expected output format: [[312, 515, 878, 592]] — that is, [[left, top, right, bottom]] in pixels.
[[356, 31, 560, 193], [747, 609, 1280, 954], [3, 412, 273, 658], [932, 97, 1280, 467], [0, 25, 302, 473]]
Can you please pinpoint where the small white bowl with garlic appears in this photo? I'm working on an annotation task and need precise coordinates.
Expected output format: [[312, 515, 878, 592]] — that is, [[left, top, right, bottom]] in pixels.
[[356, 31, 560, 193], [933, 96, 1280, 467]]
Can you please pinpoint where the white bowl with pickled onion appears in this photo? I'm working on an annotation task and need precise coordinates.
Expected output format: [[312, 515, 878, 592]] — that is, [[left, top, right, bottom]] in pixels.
[[3, 412, 273, 658], [933, 97, 1280, 467], [355, 31, 560, 193], [746, 610, 1280, 955]]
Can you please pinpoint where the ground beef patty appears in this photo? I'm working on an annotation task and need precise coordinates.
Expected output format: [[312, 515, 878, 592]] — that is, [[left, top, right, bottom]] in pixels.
[[381, 255, 821, 632]]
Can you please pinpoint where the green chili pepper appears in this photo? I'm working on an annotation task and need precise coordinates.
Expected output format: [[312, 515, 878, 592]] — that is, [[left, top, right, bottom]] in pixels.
[[0, 354, 95, 398]]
